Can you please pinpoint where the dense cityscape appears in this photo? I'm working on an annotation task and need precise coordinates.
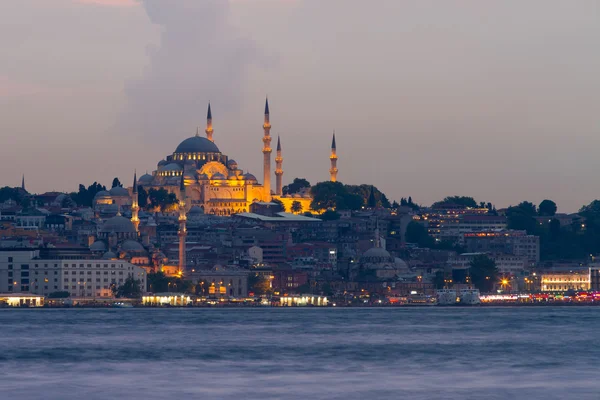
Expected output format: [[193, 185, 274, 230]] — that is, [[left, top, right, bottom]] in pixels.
[[2, 101, 600, 308]]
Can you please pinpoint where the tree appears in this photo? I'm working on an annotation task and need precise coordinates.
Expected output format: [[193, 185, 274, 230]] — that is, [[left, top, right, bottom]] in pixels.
[[248, 273, 271, 295], [137, 186, 148, 208], [271, 198, 285, 212], [147, 271, 170, 293], [469, 254, 498, 293], [434, 196, 478, 208], [346, 184, 391, 208], [291, 201, 303, 214], [392, 200, 400, 209], [282, 178, 311, 195], [320, 210, 340, 221], [310, 181, 363, 212], [111, 177, 122, 188], [116, 276, 142, 298], [0, 187, 27, 206], [432, 271, 446, 289], [538, 200, 557, 216], [405, 221, 434, 247], [147, 188, 178, 211], [506, 201, 538, 233], [70, 182, 107, 207]]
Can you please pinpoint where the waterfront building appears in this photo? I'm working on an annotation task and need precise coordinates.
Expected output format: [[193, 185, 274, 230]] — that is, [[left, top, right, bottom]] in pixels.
[[189, 264, 249, 297], [0, 249, 146, 298], [0, 293, 45, 307], [540, 270, 590, 292]]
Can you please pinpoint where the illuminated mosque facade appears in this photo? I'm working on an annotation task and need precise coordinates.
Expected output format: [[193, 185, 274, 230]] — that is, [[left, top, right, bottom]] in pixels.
[[135, 99, 338, 216]]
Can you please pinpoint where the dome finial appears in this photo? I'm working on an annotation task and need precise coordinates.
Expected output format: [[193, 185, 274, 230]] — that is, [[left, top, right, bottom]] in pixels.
[[195, 127, 200, 137]]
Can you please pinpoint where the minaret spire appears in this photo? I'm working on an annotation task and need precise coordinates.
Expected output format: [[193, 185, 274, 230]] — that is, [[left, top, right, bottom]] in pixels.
[[131, 170, 140, 234], [329, 131, 338, 182], [262, 97, 272, 201], [178, 174, 187, 274], [21, 174, 25, 191], [275, 135, 283, 196], [205, 102, 214, 142]]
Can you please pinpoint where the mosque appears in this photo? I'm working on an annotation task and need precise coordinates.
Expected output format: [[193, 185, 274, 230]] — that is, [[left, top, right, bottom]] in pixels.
[[134, 99, 337, 216]]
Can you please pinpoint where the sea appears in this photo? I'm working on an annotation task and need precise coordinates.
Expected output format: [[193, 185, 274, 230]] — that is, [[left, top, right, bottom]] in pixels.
[[1, 307, 598, 400]]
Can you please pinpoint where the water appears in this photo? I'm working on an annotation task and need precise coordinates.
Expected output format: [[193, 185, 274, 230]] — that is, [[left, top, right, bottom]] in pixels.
[[1, 307, 599, 399]]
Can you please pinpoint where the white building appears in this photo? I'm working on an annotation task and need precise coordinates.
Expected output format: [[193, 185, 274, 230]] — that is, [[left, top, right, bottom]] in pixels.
[[0, 249, 146, 298]]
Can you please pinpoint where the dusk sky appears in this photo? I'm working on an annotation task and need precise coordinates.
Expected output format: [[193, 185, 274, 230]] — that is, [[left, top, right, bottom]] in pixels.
[[1, 0, 599, 212]]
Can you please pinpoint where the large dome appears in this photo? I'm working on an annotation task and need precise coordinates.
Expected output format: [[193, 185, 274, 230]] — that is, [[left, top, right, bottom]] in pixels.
[[101, 215, 136, 233], [175, 136, 220, 154]]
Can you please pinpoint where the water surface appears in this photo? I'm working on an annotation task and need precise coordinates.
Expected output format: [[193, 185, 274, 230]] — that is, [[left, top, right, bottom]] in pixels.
[[1, 307, 598, 399]]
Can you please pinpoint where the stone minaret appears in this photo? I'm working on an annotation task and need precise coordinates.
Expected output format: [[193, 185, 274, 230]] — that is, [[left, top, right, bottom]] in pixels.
[[177, 175, 187, 273], [131, 170, 140, 234], [21, 174, 25, 191], [205, 102, 214, 142], [275, 136, 283, 196], [329, 132, 338, 182], [262, 98, 272, 201]]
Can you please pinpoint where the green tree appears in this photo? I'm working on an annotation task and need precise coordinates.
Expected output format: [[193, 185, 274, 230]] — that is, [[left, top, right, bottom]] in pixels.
[[310, 181, 363, 211], [320, 210, 340, 221], [291, 201, 303, 214], [469, 255, 499, 293], [538, 200, 557, 216], [271, 198, 285, 212], [116, 276, 142, 298], [282, 178, 311, 195], [148, 188, 178, 211], [137, 186, 148, 208], [248, 274, 271, 295], [506, 201, 538, 233], [70, 182, 107, 207], [405, 221, 434, 247], [147, 271, 170, 292], [0, 187, 27, 206], [434, 196, 478, 208], [111, 177, 122, 188], [346, 184, 391, 208]]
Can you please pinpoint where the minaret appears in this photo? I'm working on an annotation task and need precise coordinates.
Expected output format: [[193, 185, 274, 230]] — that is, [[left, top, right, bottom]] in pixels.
[[275, 135, 283, 196], [131, 170, 140, 234], [205, 102, 214, 142], [21, 174, 25, 191], [262, 97, 272, 201], [329, 132, 338, 182], [178, 175, 187, 274]]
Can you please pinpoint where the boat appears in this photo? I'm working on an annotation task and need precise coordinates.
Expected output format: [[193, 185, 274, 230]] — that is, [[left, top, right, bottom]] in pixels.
[[458, 288, 481, 305], [113, 302, 134, 308], [436, 288, 458, 305]]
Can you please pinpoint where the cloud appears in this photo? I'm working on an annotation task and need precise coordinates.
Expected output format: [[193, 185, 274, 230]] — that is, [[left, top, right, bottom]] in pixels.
[[115, 0, 265, 142]]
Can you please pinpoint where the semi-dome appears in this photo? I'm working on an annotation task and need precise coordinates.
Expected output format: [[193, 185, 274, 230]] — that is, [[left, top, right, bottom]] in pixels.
[[157, 160, 167, 167], [90, 241, 107, 252], [198, 173, 209, 180], [361, 247, 394, 264], [242, 173, 257, 182], [101, 215, 136, 233], [120, 239, 145, 252], [138, 174, 153, 184], [188, 205, 204, 215], [175, 136, 220, 154], [94, 190, 111, 200], [109, 186, 129, 197], [103, 251, 117, 259], [227, 159, 238, 169], [163, 163, 182, 172], [211, 172, 225, 180]]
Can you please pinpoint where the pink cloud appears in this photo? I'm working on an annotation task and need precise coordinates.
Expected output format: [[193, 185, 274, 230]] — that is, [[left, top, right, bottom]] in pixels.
[[74, 0, 139, 7]]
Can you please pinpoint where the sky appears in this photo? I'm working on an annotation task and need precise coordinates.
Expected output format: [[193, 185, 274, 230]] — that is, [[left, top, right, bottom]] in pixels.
[[0, 0, 599, 212]]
